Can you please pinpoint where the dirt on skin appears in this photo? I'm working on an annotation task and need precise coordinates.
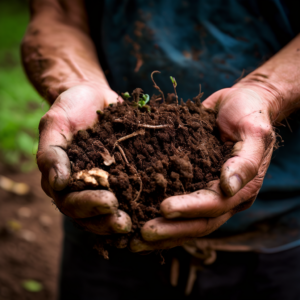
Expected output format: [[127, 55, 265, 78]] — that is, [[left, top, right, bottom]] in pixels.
[[67, 88, 233, 250]]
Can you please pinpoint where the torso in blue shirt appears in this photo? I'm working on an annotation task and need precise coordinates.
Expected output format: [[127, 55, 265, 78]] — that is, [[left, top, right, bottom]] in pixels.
[[82, 0, 300, 248]]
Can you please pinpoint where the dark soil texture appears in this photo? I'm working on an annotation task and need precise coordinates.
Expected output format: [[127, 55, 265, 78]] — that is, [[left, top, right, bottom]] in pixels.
[[67, 90, 233, 248]]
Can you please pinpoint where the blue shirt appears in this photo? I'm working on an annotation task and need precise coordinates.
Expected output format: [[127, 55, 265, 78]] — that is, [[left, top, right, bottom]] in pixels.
[[82, 0, 300, 251]]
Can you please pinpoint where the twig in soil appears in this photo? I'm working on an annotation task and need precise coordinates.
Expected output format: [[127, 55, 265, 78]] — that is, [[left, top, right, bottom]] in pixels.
[[113, 133, 144, 202], [113, 129, 146, 149], [197, 84, 204, 100], [115, 144, 143, 203], [133, 176, 143, 203], [115, 143, 129, 165], [138, 124, 171, 129], [151, 71, 165, 102]]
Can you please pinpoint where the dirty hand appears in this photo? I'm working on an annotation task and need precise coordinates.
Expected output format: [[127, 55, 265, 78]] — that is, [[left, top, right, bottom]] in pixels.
[[37, 84, 132, 235], [131, 85, 276, 252]]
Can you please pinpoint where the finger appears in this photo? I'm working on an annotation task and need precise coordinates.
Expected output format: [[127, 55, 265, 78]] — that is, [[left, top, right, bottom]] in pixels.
[[220, 112, 274, 196], [129, 236, 192, 253], [37, 110, 71, 191], [75, 210, 132, 235], [141, 212, 232, 242], [55, 189, 119, 218], [202, 88, 231, 109], [39, 147, 71, 191], [160, 180, 257, 219], [161, 180, 225, 219]]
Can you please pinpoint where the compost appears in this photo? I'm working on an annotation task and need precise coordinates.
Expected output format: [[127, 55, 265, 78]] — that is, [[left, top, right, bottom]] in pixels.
[[67, 81, 233, 251]]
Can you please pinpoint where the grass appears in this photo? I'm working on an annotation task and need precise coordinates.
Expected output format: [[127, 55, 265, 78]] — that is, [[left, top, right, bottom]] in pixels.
[[0, 1, 49, 171]]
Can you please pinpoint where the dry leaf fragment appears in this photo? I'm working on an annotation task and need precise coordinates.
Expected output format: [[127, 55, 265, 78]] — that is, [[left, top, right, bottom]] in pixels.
[[73, 168, 109, 188], [99, 148, 115, 166]]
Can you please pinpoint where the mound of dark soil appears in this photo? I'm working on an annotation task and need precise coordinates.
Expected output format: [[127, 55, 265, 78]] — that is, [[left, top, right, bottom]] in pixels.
[[67, 89, 232, 250]]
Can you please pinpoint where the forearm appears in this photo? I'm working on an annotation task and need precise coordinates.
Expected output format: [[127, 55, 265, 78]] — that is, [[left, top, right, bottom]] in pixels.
[[21, 0, 108, 104], [235, 34, 300, 122]]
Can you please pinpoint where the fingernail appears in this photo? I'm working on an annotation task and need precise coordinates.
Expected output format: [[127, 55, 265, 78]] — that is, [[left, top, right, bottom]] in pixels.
[[49, 167, 69, 191], [129, 238, 153, 252], [114, 222, 132, 234], [228, 174, 242, 196], [113, 211, 132, 233], [164, 211, 182, 219], [49, 168, 59, 190], [134, 242, 153, 252]]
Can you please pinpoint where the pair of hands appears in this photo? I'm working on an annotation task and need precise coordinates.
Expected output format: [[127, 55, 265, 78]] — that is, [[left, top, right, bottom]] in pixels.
[[37, 82, 275, 252]]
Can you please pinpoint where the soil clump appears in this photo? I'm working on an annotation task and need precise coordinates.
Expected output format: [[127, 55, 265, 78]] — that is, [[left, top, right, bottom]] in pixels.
[[67, 88, 233, 251]]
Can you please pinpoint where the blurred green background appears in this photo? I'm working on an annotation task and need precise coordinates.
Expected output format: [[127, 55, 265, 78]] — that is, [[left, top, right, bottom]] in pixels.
[[0, 0, 49, 172]]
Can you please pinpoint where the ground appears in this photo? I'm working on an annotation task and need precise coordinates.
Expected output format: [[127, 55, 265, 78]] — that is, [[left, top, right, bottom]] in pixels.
[[0, 165, 62, 300]]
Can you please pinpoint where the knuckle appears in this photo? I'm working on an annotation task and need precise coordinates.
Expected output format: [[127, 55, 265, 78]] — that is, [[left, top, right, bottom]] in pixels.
[[230, 195, 256, 215], [38, 110, 60, 133], [207, 206, 226, 218], [247, 122, 272, 138], [195, 218, 210, 237]]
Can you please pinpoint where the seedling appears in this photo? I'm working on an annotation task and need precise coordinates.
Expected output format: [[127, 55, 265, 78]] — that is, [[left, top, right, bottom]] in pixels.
[[170, 76, 177, 87], [170, 76, 178, 105], [133, 93, 151, 112], [138, 94, 150, 108], [122, 92, 131, 100], [151, 71, 165, 102]]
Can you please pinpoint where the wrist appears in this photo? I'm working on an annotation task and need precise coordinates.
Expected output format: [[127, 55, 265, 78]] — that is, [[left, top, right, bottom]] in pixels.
[[48, 78, 111, 105], [234, 74, 284, 123]]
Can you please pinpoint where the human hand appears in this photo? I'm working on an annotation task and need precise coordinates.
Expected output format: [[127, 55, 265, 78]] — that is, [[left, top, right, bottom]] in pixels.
[[37, 84, 132, 235], [131, 85, 276, 252]]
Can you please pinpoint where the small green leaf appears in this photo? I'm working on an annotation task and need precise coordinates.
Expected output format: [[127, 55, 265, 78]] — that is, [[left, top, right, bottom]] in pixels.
[[122, 92, 131, 100], [96, 110, 103, 115], [109, 103, 114, 107], [22, 280, 43, 292], [138, 94, 150, 108], [142, 94, 150, 103], [170, 76, 177, 87]]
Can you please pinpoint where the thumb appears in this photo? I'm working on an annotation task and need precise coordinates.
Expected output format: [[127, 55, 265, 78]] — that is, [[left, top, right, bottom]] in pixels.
[[220, 110, 274, 196], [37, 110, 71, 191], [202, 88, 231, 109]]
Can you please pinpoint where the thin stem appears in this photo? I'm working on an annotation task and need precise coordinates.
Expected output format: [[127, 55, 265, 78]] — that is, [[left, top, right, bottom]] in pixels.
[[115, 143, 129, 165], [114, 143, 143, 202], [151, 71, 165, 102], [173, 84, 178, 105], [113, 129, 145, 149], [138, 124, 170, 129], [133, 176, 143, 203]]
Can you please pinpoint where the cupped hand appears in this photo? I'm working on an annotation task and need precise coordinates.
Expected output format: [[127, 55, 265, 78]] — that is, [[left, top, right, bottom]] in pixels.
[[37, 83, 132, 235], [131, 86, 276, 252]]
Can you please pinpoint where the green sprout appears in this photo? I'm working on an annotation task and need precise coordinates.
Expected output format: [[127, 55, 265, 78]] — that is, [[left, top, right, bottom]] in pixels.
[[122, 92, 131, 100], [109, 103, 114, 107], [22, 280, 43, 292], [170, 76, 177, 87], [170, 76, 178, 105], [138, 94, 150, 108]]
